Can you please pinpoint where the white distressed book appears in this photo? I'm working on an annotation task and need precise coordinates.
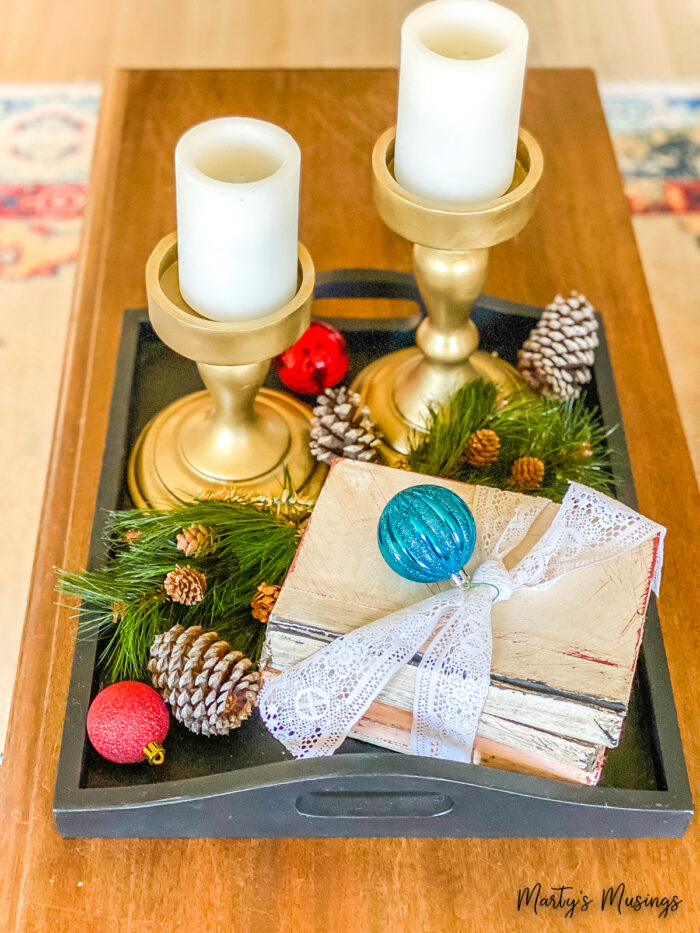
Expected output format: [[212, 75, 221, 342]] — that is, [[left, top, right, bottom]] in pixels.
[[264, 460, 659, 783]]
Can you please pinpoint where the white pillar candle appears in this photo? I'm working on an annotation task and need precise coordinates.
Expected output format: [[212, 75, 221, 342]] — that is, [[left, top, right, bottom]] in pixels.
[[175, 117, 300, 322], [394, 0, 528, 207]]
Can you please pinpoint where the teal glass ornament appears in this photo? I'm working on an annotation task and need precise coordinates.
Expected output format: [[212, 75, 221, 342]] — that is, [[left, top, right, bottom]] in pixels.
[[377, 485, 476, 584]]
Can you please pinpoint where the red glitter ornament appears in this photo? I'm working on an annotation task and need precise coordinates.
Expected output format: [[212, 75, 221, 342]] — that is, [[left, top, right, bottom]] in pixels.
[[275, 321, 349, 394], [86, 681, 170, 765]]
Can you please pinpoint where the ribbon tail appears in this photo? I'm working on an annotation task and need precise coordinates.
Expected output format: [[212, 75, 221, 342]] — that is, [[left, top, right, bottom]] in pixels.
[[259, 588, 466, 758], [412, 585, 494, 762]]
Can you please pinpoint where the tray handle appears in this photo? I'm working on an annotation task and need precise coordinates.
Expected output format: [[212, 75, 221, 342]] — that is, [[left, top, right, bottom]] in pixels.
[[295, 790, 454, 819]]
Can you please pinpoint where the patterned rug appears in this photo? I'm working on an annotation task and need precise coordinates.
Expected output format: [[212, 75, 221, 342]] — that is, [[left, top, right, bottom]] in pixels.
[[0, 82, 698, 757], [0, 86, 99, 755], [0, 85, 99, 278], [602, 82, 700, 233]]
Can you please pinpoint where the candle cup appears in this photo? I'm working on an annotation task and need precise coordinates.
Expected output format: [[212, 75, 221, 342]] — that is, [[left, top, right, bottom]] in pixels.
[[351, 126, 543, 455], [127, 233, 324, 508]]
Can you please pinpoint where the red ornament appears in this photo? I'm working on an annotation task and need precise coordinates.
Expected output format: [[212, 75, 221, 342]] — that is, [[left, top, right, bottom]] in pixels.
[[275, 321, 349, 394], [86, 681, 170, 765]]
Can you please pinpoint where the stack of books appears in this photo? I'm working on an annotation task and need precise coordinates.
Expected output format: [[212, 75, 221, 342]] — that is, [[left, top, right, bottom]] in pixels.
[[264, 460, 660, 784]]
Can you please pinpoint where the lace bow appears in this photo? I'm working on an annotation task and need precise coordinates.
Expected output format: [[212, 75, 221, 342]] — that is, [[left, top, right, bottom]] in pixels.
[[259, 483, 664, 762]]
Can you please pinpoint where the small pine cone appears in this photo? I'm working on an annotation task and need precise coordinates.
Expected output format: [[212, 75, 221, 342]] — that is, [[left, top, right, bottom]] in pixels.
[[251, 582, 281, 625], [148, 624, 260, 736], [164, 565, 207, 605], [509, 456, 545, 491], [111, 600, 127, 624], [517, 291, 599, 399], [573, 440, 593, 459], [462, 428, 500, 467], [309, 385, 382, 466], [176, 524, 215, 558], [124, 530, 141, 545]]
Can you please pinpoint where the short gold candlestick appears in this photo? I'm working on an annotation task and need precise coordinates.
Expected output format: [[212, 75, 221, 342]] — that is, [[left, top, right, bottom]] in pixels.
[[352, 127, 544, 454], [128, 233, 323, 508]]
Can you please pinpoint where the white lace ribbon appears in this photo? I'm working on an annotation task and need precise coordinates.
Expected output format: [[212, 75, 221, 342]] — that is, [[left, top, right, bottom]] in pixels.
[[259, 483, 665, 761]]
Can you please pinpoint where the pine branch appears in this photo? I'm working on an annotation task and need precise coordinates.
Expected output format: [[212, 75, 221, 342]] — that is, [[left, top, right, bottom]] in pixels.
[[406, 380, 499, 478], [57, 500, 302, 683], [406, 381, 615, 501]]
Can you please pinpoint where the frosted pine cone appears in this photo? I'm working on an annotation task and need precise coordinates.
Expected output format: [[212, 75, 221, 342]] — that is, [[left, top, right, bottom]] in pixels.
[[148, 624, 260, 736], [517, 292, 599, 399], [310, 386, 382, 465]]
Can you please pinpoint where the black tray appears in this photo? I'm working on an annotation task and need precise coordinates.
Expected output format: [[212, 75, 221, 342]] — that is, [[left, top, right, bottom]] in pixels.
[[54, 271, 693, 838]]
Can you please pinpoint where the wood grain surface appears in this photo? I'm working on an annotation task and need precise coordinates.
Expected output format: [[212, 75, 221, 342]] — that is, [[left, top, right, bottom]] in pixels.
[[1, 0, 699, 81], [0, 69, 697, 933]]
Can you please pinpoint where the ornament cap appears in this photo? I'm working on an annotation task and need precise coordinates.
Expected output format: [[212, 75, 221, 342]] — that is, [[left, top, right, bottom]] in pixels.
[[142, 741, 165, 765]]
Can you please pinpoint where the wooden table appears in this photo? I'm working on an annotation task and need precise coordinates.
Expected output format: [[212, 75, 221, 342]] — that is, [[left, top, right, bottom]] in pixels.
[[1, 69, 698, 932]]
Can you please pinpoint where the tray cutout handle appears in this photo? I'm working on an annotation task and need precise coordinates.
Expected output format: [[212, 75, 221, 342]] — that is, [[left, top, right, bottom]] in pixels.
[[295, 790, 454, 819]]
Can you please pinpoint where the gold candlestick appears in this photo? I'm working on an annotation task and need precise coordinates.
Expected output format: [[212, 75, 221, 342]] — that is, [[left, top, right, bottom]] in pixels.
[[128, 233, 324, 509], [352, 127, 544, 454]]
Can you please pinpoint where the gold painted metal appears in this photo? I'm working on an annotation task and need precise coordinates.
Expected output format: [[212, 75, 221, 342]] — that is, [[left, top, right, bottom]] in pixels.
[[142, 742, 165, 765], [352, 127, 544, 454], [128, 233, 323, 508]]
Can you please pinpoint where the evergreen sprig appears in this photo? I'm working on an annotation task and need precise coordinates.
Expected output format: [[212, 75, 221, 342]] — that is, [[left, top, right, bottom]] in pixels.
[[406, 380, 615, 501], [57, 498, 304, 683], [406, 379, 499, 478]]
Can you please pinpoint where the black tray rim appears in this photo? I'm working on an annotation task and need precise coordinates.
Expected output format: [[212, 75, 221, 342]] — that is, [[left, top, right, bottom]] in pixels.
[[53, 270, 693, 838]]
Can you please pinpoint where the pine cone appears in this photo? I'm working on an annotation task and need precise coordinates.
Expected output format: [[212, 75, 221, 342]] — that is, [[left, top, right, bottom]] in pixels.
[[164, 566, 207, 605], [123, 529, 141, 545], [148, 624, 260, 736], [310, 386, 382, 465], [517, 292, 599, 399], [176, 524, 215, 557], [462, 428, 500, 467], [111, 601, 127, 624], [510, 456, 545, 491], [251, 582, 281, 625]]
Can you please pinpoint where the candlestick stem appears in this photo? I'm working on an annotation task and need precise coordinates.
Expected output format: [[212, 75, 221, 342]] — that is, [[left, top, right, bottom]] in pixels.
[[181, 360, 289, 481], [352, 127, 543, 455], [391, 245, 487, 429]]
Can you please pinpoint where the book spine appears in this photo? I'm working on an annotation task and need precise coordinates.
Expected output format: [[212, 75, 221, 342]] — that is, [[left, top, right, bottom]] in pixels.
[[349, 698, 605, 785], [266, 628, 624, 748], [263, 669, 606, 784]]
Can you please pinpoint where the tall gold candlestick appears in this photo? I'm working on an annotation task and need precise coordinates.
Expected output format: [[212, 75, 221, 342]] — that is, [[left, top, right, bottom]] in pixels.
[[128, 233, 323, 509], [352, 127, 544, 454]]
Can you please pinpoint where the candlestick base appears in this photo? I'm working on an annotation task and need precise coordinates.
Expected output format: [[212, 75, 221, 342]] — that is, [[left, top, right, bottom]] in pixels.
[[354, 127, 543, 453], [128, 233, 325, 509], [353, 347, 524, 456], [128, 389, 321, 509]]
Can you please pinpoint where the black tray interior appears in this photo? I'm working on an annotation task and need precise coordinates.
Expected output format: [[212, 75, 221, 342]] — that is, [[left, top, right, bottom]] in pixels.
[[79, 281, 662, 794]]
